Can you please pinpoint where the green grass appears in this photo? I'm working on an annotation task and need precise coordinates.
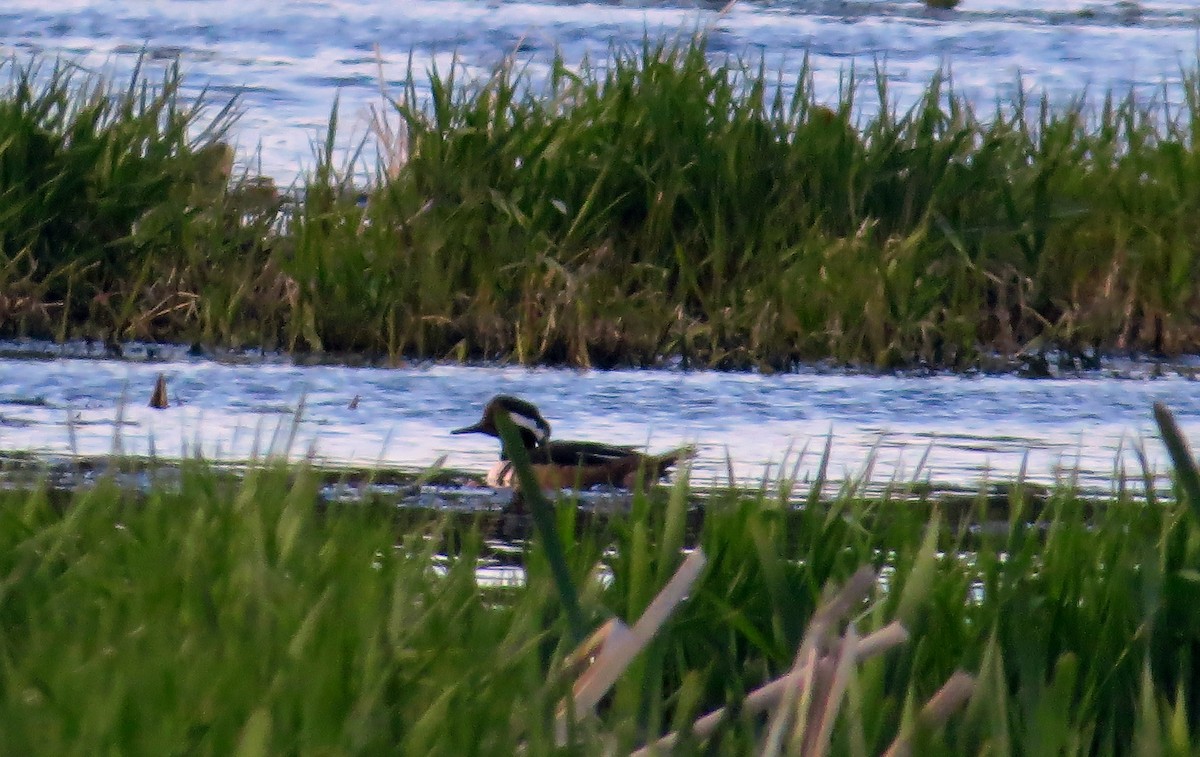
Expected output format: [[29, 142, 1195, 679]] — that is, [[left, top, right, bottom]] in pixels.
[[6, 39, 1200, 368], [0, 53, 277, 348], [4, 414, 1200, 753]]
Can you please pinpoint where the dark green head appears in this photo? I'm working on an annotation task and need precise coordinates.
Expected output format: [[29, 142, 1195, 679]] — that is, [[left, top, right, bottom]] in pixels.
[[451, 395, 552, 449]]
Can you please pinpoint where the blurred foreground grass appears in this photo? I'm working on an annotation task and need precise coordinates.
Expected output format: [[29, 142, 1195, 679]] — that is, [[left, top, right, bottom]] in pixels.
[[3, 418, 1200, 754]]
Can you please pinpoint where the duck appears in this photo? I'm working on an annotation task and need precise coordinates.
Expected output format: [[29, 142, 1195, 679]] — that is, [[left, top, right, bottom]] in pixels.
[[451, 394, 693, 490]]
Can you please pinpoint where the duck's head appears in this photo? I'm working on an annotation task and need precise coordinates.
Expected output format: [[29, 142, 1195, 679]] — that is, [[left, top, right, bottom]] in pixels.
[[451, 394, 552, 448]]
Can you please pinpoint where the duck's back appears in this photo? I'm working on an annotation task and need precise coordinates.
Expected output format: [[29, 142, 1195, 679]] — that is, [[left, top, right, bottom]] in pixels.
[[527, 440, 640, 466]]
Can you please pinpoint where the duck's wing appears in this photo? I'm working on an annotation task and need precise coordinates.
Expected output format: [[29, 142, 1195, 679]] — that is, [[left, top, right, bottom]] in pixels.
[[535, 440, 640, 466], [498, 440, 636, 465]]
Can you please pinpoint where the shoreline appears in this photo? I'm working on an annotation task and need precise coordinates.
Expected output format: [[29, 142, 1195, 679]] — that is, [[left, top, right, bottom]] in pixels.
[[2, 337, 1198, 381]]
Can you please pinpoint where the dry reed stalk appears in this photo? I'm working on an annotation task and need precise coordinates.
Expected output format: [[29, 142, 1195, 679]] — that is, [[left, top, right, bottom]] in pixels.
[[798, 627, 859, 757], [628, 590, 907, 753], [763, 567, 877, 756], [369, 44, 409, 183], [629, 622, 909, 756], [761, 629, 822, 757], [562, 617, 633, 684], [556, 549, 707, 741], [881, 671, 977, 757]]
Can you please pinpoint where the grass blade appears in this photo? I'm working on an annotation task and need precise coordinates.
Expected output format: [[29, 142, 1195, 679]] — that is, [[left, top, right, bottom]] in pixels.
[[1153, 402, 1200, 520], [494, 411, 588, 644]]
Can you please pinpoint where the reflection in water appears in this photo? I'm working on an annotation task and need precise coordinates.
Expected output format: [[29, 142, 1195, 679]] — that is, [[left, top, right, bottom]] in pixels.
[[0, 344, 1194, 491]]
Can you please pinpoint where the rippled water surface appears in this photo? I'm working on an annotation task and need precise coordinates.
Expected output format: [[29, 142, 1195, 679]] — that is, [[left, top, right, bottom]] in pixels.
[[3, 3, 1199, 492], [2, 0, 1197, 178], [0, 344, 1196, 491]]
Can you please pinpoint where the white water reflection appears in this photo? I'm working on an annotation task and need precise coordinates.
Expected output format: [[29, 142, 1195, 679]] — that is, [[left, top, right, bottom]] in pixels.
[[0, 346, 1195, 491]]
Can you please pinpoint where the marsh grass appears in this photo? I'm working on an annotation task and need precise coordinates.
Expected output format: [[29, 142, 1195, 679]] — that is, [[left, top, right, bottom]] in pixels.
[[7, 41, 1200, 368], [4, 409, 1200, 753], [263, 39, 1200, 368], [0, 53, 286, 348]]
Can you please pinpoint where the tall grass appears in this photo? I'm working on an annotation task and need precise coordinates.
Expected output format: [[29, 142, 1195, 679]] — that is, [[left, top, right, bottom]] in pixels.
[[0, 54, 284, 348], [7, 41, 1200, 368], [276, 39, 1200, 368], [4, 430, 1200, 752]]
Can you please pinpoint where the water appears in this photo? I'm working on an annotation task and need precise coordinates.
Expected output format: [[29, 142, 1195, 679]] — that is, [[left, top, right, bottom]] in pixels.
[[0, 342, 1195, 492], [3, 3, 1199, 493], [2, 0, 1197, 180]]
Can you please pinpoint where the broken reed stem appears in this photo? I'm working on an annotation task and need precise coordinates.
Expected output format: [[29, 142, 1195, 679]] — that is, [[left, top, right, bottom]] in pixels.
[[763, 566, 878, 757], [630, 620, 909, 756], [854, 620, 909, 659], [558, 549, 707, 738], [761, 620, 823, 757], [562, 617, 632, 683], [881, 671, 977, 757], [801, 626, 859, 757]]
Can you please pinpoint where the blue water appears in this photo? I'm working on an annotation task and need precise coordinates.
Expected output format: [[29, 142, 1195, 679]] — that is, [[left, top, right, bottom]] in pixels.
[[2, 0, 1197, 180], [0, 342, 1195, 491]]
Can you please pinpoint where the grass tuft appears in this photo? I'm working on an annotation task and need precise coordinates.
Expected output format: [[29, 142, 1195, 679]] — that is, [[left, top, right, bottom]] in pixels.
[[8, 41, 1200, 368]]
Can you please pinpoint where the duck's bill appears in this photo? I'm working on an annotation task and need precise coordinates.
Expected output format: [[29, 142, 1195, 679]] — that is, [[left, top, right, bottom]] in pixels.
[[450, 422, 486, 435]]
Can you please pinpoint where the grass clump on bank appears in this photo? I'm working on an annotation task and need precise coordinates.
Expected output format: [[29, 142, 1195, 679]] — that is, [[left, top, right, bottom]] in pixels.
[[0, 55, 280, 348], [6, 41, 1200, 369], [6, 410, 1200, 753]]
